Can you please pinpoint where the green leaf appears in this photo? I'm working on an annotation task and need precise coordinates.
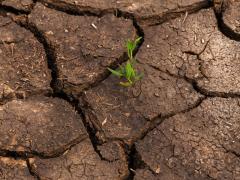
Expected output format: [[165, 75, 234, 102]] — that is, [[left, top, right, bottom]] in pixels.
[[127, 40, 134, 50], [135, 37, 142, 46], [125, 61, 134, 80], [119, 81, 132, 87], [131, 64, 136, 77], [119, 65, 125, 74], [107, 37, 143, 87], [127, 40, 134, 59], [108, 68, 123, 77], [126, 37, 142, 59], [132, 37, 142, 52]]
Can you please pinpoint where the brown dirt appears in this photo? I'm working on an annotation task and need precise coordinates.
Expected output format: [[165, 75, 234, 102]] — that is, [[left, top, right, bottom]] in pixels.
[[0, 16, 51, 104], [80, 63, 203, 144], [28, 139, 129, 180], [1, 0, 34, 12], [0, 157, 34, 179], [0, 0, 240, 179], [135, 98, 240, 179]]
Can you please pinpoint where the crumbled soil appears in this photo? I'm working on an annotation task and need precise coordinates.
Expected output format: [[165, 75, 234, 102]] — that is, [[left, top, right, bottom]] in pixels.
[[0, 0, 240, 179]]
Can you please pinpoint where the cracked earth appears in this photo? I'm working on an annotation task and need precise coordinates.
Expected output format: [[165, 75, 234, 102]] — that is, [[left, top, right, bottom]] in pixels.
[[0, 0, 240, 179]]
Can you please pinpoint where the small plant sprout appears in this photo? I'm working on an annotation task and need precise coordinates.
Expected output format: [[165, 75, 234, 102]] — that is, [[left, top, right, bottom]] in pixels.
[[108, 37, 143, 87]]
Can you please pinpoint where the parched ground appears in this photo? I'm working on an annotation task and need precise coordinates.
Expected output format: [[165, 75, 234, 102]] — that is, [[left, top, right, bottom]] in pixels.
[[0, 0, 240, 179]]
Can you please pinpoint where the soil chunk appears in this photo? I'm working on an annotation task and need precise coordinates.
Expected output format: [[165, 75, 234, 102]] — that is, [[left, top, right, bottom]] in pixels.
[[0, 157, 34, 180], [28, 3, 136, 95], [0, 96, 87, 157], [2, 0, 34, 12], [41, 0, 210, 25], [222, 0, 240, 37], [0, 17, 51, 103], [29, 139, 129, 180], [136, 8, 240, 95], [136, 98, 240, 180], [80, 63, 203, 144]]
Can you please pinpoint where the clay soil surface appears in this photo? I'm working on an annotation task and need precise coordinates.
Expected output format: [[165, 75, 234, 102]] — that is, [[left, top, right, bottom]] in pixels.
[[0, 0, 240, 179]]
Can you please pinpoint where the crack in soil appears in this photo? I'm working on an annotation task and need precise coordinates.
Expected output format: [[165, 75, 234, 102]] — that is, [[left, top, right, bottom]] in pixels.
[[131, 95, 207, 145], [39, 0, 113, 17], [7, 5, 145, 168], [147, 62, 240, 99], [25, 4, 145, 96], [213, 1, 240, 42], [0, 154, 38, 180], [148, 0, 212, 26], [0, 0, 38, 14], [39, 0, 212, 26], [2, 1, 239, 179], [26, 158, 40, 180], [0, 134, 88, 159], [0, 4, 29, 14], [126, 144, 158, 180]]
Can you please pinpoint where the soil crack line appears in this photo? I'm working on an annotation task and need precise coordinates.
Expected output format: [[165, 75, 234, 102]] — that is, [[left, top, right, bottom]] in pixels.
[[146, 62, 240, 99], [0, 5, 28, 15], [10, 8, 145, 164], [126, 144, 158, 180], [39, 1, 211, 26], [133, 96, 207, 144], [214, 2, 240, 42]]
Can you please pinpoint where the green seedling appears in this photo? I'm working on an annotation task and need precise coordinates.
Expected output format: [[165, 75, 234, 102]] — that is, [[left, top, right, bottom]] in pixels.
[[108, 37, 143, 87]]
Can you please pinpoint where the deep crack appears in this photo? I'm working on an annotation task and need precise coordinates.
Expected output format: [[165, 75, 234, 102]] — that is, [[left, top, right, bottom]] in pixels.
[[126, 144, 157, 180], [10, 6, 146, 162], [214, 1, 240, 42], [0, 4, 29, 14], [148, 0, 212, 26], [39, 0, 211, 26]]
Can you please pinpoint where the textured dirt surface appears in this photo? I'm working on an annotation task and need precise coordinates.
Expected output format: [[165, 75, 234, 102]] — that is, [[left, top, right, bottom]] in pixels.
[[28, 3, 136, 95], [0, 96, 87, 157], [136, 8, 240, 96], [80, 63, 203, 144], [41, 0, 210, 25], [0, 0, 240, 179], [135, 98, 240, 180], [221, 0, 240, 38], [0, 16, 51, 104], [1, 0, 34, 12], [0, 157, 34, 180], [28, 140, 129, 179]]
